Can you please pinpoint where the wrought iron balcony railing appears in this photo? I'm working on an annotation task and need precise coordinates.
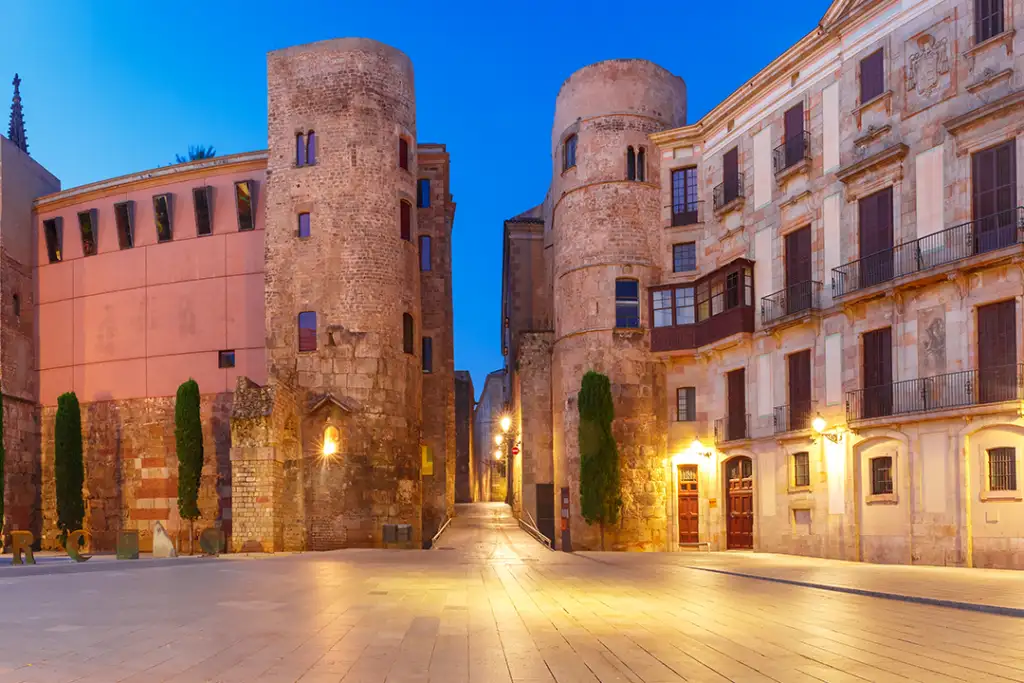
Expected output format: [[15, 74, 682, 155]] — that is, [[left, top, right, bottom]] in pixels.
[[846, 364, 1024, 422], [773, 131, 811, 175], [832, 207, 1024, 297], [713, 172, 745, 212], [672, 200, 704, 227], [715, 413, 750, 443], [761, 281, 823, 326], [773, 402, 813, 434]]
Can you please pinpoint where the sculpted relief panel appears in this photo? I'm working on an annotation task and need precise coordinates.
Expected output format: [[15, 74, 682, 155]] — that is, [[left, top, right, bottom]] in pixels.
[[904, 18, 956, 118]]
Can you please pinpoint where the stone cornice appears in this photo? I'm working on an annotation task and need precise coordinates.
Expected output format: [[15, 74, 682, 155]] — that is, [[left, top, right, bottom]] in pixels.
[[943, 90, 1024, 135], [836, 143, 909, 185], [34, 150, 269, 211]]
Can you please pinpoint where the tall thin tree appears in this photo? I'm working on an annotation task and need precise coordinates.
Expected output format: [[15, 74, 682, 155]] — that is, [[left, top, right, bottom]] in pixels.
[[54, 391, 85, 548], [175, 379, 204, 554], [578, 371, 621, 550]]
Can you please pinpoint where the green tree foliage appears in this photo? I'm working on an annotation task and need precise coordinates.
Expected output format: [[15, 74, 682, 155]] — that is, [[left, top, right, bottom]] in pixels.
[[175, 379, 204, 552], [54, 391, 85, 546], [577, 371, 621, 550], [174, 145, 216, 164]]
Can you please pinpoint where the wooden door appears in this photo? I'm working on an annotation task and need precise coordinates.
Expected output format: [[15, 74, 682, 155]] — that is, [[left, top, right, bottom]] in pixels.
[[677, 465, 699, 545], [783, 103, 804, 168], [727, 368, 746, 440], [863, 327, 893, 418], [788, 349, 812, 430], [978, 300, 1018, 403], [972, 141, 1017, 253], [726, 457, 753, 549], [723, 147, 739, 204], [858, 188, 894, 288], [785, 226, 812, 313]]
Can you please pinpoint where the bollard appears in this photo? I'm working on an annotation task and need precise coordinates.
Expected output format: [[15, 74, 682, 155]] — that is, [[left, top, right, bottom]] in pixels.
[[11, 530, 35, 565]]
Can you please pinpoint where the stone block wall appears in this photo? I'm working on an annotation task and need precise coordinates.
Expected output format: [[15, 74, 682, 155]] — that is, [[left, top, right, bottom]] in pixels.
[[39, 393, 232, 551]]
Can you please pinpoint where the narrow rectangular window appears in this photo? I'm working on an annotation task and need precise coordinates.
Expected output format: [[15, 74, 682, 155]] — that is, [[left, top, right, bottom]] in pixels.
[[976, 0, 1004, 43], [78, 209, 98, 257], [422, 337, 433, 373], [871, 456, 893, 495], [793, 452, 810, 487], [153, 194, 173, 243], [676, 387, 696, 422], [422, 445, 434, 476], [563, 134, 577, 171], [675, 286, 695, 324], [306, 131, 317, 166], [673, 242, 697, 272], [672, 167, 699, 225], [235, 181, 255, 232], [988, 447, 1016, 491], [403, 313, 414, 354], [615, 279, 640, 328], [400, 201, 411, 241], [114, 201, 134, 250], [298, 212, 311, 238], [399, 137, 410, 170], [296, 133, 306, 167], [193, 186, 213, 236], [860, 48, 884, 103], [43, 217, 63, 263], [417, 178, 431, 208], [419, 235, 431, 271], [652, 290, 673, 328], [218, 350, 236, 368], [298, 311, 317, 352]]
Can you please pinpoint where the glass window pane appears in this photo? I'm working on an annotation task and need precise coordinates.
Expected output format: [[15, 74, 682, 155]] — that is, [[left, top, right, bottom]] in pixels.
[[298, 311, 317, 352], [676, 286, 695, 324], [298, 212, 311, 238], [193, 187, 212, 236], [615, 279, 639, 299], [422, 337, 433, 373], [78, 210, 97, 256], [653, 290, 673, 327], [417, 178, 431, 208], [114, 202, 133, 249], [296, 133, 305, 167], [153, 194, 172, 243], [673, 242, 696, 272], [235, 181, 255, 232], [419, 235, 431, 271], [306, 131, 316, 166], [43, 217, 63, 263]]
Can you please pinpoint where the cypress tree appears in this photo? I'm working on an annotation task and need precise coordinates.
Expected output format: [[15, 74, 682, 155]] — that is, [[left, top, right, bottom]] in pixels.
[[578, 371, 621, 550], [175, 379, 203, 553], [54, 391, 85, 547]]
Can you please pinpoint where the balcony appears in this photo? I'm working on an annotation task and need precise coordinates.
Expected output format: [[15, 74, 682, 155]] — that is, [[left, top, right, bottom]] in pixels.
[[715, 414, 750, 443], [845, 364, 1024, 422], [773, 131, 811, 176], [832, 207, 1024, 298], [671, 200, 704, 227], [760, 281, 823, 327], [773, 402, 813, 434], [713, 173, 745, 214]]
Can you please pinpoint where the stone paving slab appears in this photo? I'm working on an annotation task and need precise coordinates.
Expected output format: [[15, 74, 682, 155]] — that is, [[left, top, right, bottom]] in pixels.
[[586, 551, 1024, 613], [0, 505, 1023, 682]]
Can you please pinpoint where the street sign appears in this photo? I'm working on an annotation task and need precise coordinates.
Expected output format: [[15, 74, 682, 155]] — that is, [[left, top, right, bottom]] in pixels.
[[511, 447, 520, 455]]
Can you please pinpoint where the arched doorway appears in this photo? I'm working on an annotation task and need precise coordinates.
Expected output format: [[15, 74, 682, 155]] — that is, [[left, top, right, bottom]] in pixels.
[[725, 456, 753, 549]]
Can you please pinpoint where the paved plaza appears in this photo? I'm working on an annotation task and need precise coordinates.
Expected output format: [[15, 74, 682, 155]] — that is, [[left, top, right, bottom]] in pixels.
[[2, 504, 1024, 682]]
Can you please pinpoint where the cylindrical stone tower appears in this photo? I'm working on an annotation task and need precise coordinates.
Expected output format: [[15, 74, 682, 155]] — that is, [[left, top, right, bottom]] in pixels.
[[550, 59, 686, 551], [265, 38, 422, 549]]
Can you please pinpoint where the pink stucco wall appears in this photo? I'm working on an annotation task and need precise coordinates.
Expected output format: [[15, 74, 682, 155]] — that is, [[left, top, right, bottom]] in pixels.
[[34, 160, 267, 405]]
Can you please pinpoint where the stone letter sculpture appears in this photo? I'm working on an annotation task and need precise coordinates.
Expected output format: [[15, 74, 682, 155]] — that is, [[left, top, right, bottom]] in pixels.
[[117, 530, 140, 559], [199, 527, 225, 556], [152, 522, 177, 558], [10, 530, 35, 565], [66, 530, 91, 562]]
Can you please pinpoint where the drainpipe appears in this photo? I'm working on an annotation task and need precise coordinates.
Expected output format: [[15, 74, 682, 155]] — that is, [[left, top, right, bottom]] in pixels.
[[963, 433, 974, 568]]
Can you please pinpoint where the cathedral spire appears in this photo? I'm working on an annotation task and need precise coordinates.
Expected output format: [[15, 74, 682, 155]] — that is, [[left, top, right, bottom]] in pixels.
[[8, 73, 28, 154]]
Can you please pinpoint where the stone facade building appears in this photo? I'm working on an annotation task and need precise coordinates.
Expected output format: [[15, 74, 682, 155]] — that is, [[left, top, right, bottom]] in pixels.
[[0, 38, 459, 551], [503, 0, 1024, 568], [472, 369, 505, 502], [454, 370, 475, 503]]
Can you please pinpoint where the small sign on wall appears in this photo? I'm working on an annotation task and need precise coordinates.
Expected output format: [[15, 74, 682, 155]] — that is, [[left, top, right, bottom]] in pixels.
[[709, 498, 718, 508]]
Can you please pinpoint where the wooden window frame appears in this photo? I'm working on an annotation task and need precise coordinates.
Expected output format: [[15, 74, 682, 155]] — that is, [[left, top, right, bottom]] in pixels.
[[975, 0, 1005, 44], [859, 48, 885, 105], [791, 451, 810, 489], [676, 387, 696, 422], [868, 455, 895, 500], [673, 242, 697, 273]]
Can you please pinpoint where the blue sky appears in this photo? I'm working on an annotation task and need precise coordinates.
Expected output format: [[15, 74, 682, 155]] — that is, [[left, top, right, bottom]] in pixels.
[[2, 0, 832, 397]]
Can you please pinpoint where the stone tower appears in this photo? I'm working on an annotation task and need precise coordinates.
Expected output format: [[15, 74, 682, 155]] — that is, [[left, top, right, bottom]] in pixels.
[[254, 38, 423, 549], [549, 60, 686, 551]]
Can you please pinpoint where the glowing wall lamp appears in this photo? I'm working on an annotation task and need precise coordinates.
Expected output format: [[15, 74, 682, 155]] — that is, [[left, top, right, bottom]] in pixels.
[[494, 434, 503, 446], [494, 449, 504, 460], [689, 438, 714, 458], [500, 415, 512, 433], [812, 413, 843, 444], [322, 425, 340, 458]]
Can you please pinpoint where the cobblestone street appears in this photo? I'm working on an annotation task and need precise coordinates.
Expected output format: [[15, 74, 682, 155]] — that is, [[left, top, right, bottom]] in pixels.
[[2, 503, 1024, 682]]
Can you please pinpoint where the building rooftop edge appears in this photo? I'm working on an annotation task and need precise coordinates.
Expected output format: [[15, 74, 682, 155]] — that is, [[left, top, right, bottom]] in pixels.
[[33, 150, 269, 210]]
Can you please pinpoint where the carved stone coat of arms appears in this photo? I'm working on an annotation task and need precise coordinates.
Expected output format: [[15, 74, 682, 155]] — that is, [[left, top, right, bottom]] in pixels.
[[905, 19, 956, 116]]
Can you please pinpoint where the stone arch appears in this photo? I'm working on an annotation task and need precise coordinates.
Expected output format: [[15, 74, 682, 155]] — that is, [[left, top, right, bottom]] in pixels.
[[850, 430, 910, 564]]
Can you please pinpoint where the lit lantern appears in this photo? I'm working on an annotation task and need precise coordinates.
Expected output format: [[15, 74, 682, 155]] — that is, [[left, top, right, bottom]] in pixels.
[[322, 425, 340, 458]]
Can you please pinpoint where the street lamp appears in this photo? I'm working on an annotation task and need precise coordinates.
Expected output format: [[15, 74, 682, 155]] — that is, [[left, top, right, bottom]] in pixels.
[[494, 449, 503, 460], [494, 434, 503, 446], [500, 415, 512, 433], [812, 413, 843, 443]]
